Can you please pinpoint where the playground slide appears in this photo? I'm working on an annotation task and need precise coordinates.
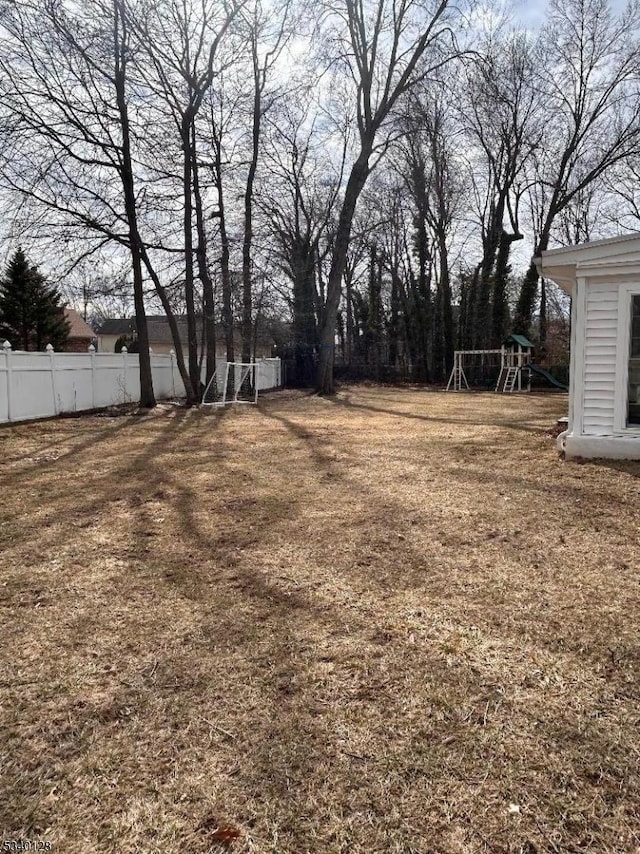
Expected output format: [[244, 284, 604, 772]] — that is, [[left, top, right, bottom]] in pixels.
[[526, 363, 568, 391]]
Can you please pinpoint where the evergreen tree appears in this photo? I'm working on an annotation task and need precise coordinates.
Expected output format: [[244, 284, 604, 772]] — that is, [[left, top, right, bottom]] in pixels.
[[0, 248, 70, 350]]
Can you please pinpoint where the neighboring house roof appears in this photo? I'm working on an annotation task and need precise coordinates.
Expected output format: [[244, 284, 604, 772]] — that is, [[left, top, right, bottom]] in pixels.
[[96, 318, 136, 336], [64, 308, 96, 340], [96, 315, 280, 351], [505, 333, 534, 349], [147, 317, 199, 346], [97, 316, 205, 344]]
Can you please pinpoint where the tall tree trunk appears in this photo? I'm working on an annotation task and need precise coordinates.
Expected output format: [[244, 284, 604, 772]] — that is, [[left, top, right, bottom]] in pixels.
[[539, 277, 547, 353], [514, 259, 539, 337], [432, 275, 444, 382], [367, 244, 381, 379], [316, 151, 371, 393], [139, 246, 195, 402], [514, 225, 552, 335], [337, 311, 345, 364], [490, 230, 512, 346], [388, 265, 401, 370], [461, 266, 480, 349], [292, 241, 318, 348], [113, 0, 154, 408], [315, 242, 325, 310], [211, 115, 234, 363], [182, 119, 200, 397], [438, 232, 454, 379], [191, 120, 216, 385], [457, 275, 468, 350], [416, 215, 432, 381], [403, 268, 421, 379], [241, 41, 262, 364], [344, 264, 355, 366], [407, 157, 433, 381], [472, 223, 500, 349]]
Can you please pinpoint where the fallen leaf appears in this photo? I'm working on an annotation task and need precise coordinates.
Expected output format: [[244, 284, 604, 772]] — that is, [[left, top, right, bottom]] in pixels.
[[211, 826, 241, 844]]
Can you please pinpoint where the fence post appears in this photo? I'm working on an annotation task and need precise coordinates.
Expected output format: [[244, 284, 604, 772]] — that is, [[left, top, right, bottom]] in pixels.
[[88, 343, 96, 408], [170, 349, 176, 397], [46, 343, 59, 415], [3, 340, 12, 422], [121, 345, 128, 402]]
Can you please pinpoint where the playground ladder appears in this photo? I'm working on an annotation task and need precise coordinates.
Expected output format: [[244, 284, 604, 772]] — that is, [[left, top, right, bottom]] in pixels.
[[497, 366, 519, 393], [446, 363, 469, 391]]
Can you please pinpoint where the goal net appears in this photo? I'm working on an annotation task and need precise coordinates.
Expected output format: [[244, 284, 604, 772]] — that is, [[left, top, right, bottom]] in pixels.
[[201, 361, 258, 406]]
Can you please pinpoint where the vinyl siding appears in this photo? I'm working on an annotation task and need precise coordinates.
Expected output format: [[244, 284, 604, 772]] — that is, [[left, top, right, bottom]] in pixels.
[[582, 282, 618, 435]]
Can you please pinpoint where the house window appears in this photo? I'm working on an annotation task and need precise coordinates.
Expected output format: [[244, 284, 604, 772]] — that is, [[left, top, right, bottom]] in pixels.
[[628, 295, 640, 426]]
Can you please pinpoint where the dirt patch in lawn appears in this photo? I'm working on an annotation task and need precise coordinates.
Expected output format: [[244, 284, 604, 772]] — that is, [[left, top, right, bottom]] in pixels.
[[1, 387, 639, 853]]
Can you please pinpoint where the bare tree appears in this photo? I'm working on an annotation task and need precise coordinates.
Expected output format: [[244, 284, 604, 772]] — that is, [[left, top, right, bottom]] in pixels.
[[399, 90, 464, 379], [207, 89, 237, 363], [60, 257, 133, 323], [596, 154, 640, 231], [514, 0, 640, 334], [460, 29, 539, 348], [259, 104, 343, 352], [238, 0, 293, 363], [398, 134, 434, 380], [314, 0, 468, 393], [0, 0, 159, 404], [131, 0, 244, 393]]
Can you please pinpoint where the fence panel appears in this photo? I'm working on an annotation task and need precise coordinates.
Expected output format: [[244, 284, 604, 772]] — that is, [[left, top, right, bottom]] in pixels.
[[8, 352, 56, 421], [0, 349, 8, 422], [49, 352, 94, 413], [151, 355, 178, 398], [0, 348, 281, 424], [256, 358, 281, 390], [0, 348, 181, 423], [91, 354, 131, 407]]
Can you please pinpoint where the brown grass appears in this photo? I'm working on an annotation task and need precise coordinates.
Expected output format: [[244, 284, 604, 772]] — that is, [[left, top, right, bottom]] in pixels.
[[1, 386, 639, 854]]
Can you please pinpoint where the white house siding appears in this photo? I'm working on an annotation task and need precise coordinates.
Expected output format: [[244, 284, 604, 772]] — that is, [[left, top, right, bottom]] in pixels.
[[97, 334, 121, 353], [582, 281, 618, 435]]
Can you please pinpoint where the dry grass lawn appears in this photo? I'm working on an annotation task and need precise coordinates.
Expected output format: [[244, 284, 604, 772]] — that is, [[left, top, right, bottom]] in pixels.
[[1, 386, 639, 854]]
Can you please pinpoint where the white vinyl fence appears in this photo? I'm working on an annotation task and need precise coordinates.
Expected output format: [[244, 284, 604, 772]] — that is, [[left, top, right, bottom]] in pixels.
[[0, 342, 282, 424]]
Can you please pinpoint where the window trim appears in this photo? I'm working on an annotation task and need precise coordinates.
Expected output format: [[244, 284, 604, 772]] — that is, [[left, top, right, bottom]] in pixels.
[[614, 283, 640, 433]]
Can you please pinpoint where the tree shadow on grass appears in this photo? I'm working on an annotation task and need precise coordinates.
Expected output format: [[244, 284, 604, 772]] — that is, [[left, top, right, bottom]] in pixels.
[[585, 457, 640, 479], [109, 402, 640, 850], [0, 416, 142, 482], [258, 398, 639, 667], [263, 398, 627, 522], [259, 406, 344, 476], [80, 411, 361, 849], [158, 412, 640, 851], [0, 408, 229, 575], [3, 400, 638, 852], [0, 423, 103, 466], [327, 392, 555, 436]]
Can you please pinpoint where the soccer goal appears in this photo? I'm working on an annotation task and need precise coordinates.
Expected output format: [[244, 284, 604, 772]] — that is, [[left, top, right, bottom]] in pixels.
[[201, 361, 259, 406]]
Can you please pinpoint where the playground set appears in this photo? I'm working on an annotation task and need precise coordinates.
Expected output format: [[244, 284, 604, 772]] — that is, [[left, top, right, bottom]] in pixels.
[[446, 334, 568, 393]]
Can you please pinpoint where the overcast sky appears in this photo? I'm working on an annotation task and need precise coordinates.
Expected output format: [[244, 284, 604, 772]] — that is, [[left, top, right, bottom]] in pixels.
[[512, 0, 630, 29]]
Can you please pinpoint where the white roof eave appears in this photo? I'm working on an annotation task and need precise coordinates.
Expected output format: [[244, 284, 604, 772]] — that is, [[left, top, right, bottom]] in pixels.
[[535, 257, 575, 295], [537, 231, 640, 296]]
